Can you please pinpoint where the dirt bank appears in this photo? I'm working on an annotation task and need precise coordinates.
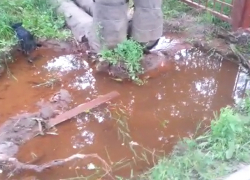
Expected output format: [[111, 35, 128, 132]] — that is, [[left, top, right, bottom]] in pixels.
[[0, 89, 71, 158]]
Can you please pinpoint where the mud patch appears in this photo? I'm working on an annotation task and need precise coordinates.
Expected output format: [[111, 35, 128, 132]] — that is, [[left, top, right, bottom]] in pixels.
[[0, 89, 71, 157]]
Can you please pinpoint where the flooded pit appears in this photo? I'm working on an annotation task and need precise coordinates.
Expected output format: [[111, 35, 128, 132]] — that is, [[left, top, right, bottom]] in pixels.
[[0, 39, 250, 180]]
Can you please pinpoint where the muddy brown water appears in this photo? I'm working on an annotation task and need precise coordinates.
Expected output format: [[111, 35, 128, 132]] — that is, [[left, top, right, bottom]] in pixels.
[[0, 38, 249, 180]]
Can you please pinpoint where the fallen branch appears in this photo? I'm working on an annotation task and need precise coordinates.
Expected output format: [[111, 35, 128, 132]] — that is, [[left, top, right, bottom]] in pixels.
[[32, 78, 60, 89], [0, 153, 112, 177]]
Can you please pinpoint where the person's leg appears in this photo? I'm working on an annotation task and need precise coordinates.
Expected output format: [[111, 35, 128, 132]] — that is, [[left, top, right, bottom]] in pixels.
[[89, 0, 128, 53], [131, 0, 163, 49]]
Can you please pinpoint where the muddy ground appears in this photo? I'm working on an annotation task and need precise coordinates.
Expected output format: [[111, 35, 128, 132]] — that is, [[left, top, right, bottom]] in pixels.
[[163, 12, 250, 70], [0, 7, 250, 180]]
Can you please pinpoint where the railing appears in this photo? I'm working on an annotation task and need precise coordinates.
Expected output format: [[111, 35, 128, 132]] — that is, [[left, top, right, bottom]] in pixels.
[[181, 0, 250, 31]]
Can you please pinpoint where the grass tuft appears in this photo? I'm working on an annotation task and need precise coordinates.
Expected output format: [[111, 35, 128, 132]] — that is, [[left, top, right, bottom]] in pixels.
[[162, 0, 231, 29], [0, 0, 70, 55], [101, 39, 144, 81]]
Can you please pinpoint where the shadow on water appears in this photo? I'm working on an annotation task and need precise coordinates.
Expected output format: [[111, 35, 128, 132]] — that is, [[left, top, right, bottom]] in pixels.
[[0, 38, 250, 179]]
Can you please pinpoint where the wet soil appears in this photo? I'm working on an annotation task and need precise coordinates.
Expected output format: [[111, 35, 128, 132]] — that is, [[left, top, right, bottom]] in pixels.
[[163, 12, 250, 71], [0, 35, 250, 179]]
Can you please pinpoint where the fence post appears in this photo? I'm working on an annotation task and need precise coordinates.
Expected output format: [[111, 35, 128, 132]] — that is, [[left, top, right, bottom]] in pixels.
[[231, 0, 246, 31], [241, 0, 250, 29]]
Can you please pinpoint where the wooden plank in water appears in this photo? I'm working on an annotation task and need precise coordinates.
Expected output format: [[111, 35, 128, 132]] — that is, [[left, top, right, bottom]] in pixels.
[[48, 91, 120, 127]]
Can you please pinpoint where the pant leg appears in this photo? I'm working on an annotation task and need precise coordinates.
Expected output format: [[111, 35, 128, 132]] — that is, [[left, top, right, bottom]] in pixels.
[[89, 0, 128, 52], [131, 0, 163, 47]]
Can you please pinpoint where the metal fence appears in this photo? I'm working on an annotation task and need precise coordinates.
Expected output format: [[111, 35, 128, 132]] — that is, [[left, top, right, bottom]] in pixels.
[[181, 0, 250, 31]]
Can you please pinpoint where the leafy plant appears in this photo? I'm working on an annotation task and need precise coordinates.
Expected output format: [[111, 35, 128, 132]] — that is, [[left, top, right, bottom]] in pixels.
[[101, 39, 144, 80]]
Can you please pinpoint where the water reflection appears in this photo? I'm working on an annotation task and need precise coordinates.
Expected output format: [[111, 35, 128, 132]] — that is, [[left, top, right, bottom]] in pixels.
[[72, 130, 95, 149], [63, 48, 250, 153], [233, 68, 250, 104], [69, 68, 96, 91], [71, 109, 110, 149], [43, 54, 89, 76]]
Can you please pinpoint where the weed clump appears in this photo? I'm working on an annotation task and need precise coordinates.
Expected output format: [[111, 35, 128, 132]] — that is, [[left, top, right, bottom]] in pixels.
[[100, 39, 144, 81], [0, 0, 70, 54]]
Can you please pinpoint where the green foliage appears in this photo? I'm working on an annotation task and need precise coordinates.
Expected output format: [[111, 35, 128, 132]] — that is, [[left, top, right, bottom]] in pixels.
[[208, 107, 250, 161], [190, 0, 232, 16], [141, 92, 250, 180], [206, 0, 232, 16], [162, 0, 231, 29], [0, 0, 70, 54], [191, 0, 231, 29], [244, 91, 250, 113], [101, 39, 144, 80], [237, 91, 250, 115], [197, 12, 231, 29], [162, 0, 192, 19]]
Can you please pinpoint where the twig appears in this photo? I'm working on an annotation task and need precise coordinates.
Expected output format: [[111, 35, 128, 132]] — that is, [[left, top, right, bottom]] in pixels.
[[4, 56, 18, 81], [0, 153, 112, 176], [30, 118, 46, 136], [32, 78, 59, 89]]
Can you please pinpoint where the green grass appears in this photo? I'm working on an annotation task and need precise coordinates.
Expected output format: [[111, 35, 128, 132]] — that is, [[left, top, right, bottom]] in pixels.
[[162, 0, 192, 19], [197, 11, 231, 29], [162, 0, 231, 29], [0, 0, 70, 54], [189, 0, 232, 15], [100, 39, 144, 81], [139, 92, 250, 180], [193, 0, 232, 29]]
